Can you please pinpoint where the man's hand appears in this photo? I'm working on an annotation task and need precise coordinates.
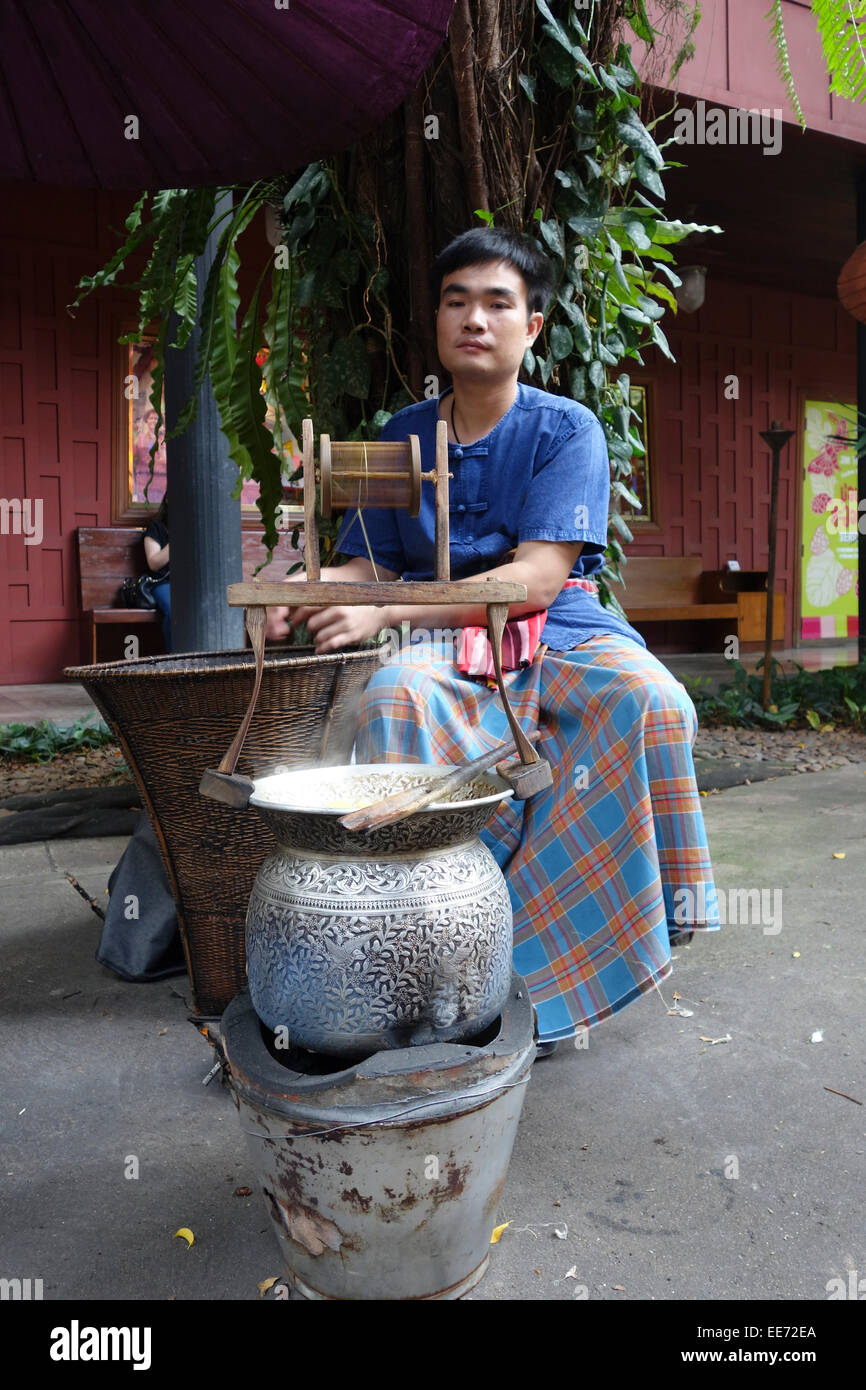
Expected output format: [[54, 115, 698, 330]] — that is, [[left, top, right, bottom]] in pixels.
[[264, 555, 398, 649], [304, 604, 390, 654]]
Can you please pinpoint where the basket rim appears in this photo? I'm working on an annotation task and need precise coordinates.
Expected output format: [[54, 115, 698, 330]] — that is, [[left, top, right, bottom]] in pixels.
[[63, 645, 382, 682]]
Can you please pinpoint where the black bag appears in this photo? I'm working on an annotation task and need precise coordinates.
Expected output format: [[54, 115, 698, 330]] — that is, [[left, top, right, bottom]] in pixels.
[[119, 573, 166, 610]]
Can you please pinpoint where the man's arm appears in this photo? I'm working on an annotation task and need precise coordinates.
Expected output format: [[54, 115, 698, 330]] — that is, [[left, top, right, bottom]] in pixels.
[[297, 540, 582, 653]]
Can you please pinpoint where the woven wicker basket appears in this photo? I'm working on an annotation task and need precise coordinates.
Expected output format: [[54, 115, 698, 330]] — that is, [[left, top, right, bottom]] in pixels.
[[64, 647, 382, 1017]]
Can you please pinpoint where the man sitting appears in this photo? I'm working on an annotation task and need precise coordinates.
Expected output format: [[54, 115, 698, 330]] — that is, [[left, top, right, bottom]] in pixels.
[[266, 227, 719, 1052]]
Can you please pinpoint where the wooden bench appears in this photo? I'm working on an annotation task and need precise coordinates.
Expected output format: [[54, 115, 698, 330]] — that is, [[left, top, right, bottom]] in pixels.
[[621, 556, 784, 642], [76, 526, 302, 662]]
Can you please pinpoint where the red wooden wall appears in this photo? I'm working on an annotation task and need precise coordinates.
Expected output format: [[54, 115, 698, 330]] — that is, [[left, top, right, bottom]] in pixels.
[[627, 280, 856, 649], [0, 184, 140, 683], [0, 184, 271, 683]]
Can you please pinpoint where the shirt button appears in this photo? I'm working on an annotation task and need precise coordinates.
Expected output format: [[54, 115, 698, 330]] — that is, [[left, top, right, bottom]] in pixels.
[[453, 448, 463, 460], [457, 503, 467, 513]]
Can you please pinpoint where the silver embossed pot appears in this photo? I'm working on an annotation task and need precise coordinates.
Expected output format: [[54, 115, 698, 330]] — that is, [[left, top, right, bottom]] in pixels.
[[245, 764, 514, 1057]]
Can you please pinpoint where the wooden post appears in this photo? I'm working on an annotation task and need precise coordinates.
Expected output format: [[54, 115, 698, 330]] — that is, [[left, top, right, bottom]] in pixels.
[[302, 417, 319, 580], [759, 421, 794, 710], [435, 418, 450, 581]]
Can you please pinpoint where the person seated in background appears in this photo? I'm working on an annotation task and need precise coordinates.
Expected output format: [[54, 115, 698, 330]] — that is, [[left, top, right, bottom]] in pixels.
[[143, 495, 171, 650], [265, 227, 719, 1055]]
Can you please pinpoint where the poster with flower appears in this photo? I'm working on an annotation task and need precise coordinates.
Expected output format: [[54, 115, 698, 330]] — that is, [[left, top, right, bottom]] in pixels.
[[800, 401, 858, 640]]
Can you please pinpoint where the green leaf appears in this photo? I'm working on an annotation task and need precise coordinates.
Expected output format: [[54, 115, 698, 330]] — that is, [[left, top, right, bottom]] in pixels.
[[567, 215, 604, 238], [624, 0, 654, 43], [624, 219, 652, 251], [549, 323, 574, 361], [228, 268, 283, 550], [615, 110, 665, 169], [570, 305, 592, 357], [651, 219, 723, 244], [538, 353, 555, 386], [651, 321, 675, 360], [325, 335, 371, 398], [635, 154, 665, 198], [523, 348, 537, 375], [518, 72, 536, 103], [617, 372, 631, 404], [539, 40, 576, 87], [539, 218, 565, 261], [588, 359, 605, 388]]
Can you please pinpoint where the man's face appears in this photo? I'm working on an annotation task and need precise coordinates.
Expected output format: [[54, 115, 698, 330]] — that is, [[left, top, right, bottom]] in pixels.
[[435, 260, 543, 383]]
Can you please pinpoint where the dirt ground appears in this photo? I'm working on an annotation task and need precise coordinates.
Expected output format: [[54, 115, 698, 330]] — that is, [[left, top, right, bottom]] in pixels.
[[3, 723, 866, 802], [0, 745, 131, 799]]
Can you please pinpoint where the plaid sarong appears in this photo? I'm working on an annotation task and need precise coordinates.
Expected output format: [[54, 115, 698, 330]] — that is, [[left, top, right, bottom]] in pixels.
[[353, 634, 719, 1043]]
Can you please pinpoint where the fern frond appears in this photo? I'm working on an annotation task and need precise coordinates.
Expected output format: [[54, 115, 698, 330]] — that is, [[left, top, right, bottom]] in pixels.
[[814, 0, 866, 103], [765, 0, 806, 130]]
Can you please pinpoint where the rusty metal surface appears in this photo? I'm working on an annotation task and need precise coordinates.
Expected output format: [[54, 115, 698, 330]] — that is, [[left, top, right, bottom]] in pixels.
[[221, 978, 534, 1300]]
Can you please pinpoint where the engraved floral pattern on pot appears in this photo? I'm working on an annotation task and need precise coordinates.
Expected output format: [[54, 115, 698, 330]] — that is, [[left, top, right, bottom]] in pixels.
[[246, 815, 514, 1057]]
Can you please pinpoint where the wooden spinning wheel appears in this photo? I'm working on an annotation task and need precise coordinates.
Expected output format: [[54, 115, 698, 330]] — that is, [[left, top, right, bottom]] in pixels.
[[204, 417, 552, 807]]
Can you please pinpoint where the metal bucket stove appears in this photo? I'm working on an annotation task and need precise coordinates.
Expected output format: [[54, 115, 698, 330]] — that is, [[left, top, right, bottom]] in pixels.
[[220, 975, 534, 1300]]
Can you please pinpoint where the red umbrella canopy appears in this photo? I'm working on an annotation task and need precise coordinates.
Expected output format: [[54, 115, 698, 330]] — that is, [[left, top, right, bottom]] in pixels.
[[0, 0, 454, 188]]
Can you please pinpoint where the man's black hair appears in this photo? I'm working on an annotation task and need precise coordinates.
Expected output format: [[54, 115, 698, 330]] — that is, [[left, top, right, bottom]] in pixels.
[[429, 227, 554, 318]]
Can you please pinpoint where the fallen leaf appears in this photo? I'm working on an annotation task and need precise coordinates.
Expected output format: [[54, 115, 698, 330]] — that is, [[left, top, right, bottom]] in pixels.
[[565, 1266, 579, 1279], [612, 1284, 626, 1292], [553, 1200, 561, 1207], [667, 1006, 694, 1017], [490, 1221, 511, 1244], [832, 852, 846, 860], [173, 1227, 195, 1248], [234, 1186, 252, 1197], [157, 1028, 168, 1036], [258, 1275, 280, 1298]]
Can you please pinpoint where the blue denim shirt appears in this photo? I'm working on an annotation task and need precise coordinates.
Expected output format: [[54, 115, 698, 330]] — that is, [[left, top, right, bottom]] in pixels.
[[335, 383, 646, 652]]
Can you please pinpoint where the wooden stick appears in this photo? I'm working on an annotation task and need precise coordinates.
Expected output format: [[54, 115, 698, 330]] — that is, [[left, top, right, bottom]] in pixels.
[[227, 580, 527, 606], [487, 602, 541, 766], [824, 1085, 863, 1105], [339, 731, 541, 832], [302, 417, 319, 580], [435, 418, 450, 581]]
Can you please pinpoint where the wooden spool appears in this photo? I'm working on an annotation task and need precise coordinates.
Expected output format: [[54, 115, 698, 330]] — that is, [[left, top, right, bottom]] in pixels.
[[319, 435, 423, 517], [837, 240, 866, 325]]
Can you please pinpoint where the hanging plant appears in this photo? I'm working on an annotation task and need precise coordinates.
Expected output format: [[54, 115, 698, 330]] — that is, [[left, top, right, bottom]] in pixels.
[[70, 0, 718, 611]]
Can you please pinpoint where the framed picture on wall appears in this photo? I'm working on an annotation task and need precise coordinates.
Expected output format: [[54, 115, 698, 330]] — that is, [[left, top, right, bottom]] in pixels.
[[619, 382, 657, 527], [111, 329, 288, 524]]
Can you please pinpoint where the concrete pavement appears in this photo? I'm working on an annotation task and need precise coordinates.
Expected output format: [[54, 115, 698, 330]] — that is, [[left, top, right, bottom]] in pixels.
[[1, 766, 864, 1302]]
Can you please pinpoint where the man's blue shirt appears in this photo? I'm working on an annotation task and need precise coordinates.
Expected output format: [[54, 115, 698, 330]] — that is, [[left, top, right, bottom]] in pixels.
[[335, 382, 646, 652]]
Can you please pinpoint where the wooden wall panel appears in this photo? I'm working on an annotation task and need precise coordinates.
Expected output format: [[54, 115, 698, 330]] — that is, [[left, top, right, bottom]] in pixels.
[[628, 280, 857, 649], [0, 185, 138, 682]]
